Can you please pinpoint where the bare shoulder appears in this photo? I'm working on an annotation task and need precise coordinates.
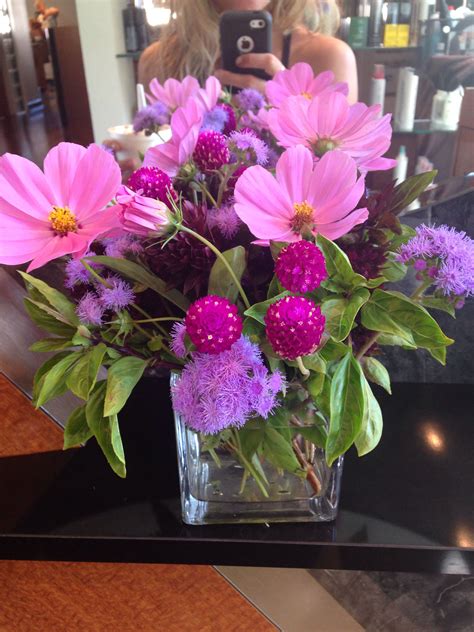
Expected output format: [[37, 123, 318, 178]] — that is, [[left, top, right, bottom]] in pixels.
[[138, 41, 162, 89]]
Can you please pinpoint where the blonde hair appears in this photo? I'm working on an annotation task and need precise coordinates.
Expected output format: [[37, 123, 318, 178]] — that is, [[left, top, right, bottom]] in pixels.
[[149, 0, 340, 84]]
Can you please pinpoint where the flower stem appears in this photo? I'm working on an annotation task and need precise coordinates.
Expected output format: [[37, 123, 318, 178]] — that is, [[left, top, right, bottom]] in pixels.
[[129, 317, 183, 324], [178, 225, 251, 309], [412, 278, 433, 300], [197, 183, 218, 208], [296, 356, 309, 377], [355, 331, 380, 361]]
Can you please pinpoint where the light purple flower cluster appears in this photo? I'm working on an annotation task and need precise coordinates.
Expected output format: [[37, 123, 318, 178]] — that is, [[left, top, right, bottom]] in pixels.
[[171, 336, 285, 433], [235, 88, 266, 112], [229, 129, 269, 166], [398, 224, 474, 298], [75, 276, 135, 325], [64, 252, 102, 288], [133, 102, 170, 134], [207, 204, 242, 239], [102, 234, 143, 259], [202, 105, 229, 133]]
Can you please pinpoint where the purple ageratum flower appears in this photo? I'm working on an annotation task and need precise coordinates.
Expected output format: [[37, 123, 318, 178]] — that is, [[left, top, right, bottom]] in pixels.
[[98, 277, 135, 312], [275, 241, 327, 293], [398, 224, 474, 297], [133, 102, 170, 133], [77, 292, 104, 326], [185, 295, 243, 354], [207, 204, 242, 239], [193, 130, 230, 172], [127, 166, 177, 205], [170, 322, 187, 358], [228, 129, 269, 166], [235, 88, 266, 112], [171, 336, 285, 433], [65, 252, 102, 288], [102, 234, 143, 259], [265, 296, 325, 360], [202, 105, 229, 133]]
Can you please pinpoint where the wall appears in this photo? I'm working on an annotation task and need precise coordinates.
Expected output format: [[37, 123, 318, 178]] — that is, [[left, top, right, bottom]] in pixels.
[[75, 0, 135, 142]]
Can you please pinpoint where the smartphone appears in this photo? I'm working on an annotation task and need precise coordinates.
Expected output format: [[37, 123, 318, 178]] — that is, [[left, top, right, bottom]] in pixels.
[[219, 10, 273, 82]]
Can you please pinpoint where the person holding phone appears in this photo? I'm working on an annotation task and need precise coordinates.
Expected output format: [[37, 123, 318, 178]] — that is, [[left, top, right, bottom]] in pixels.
[[138, 0, 358, 103]]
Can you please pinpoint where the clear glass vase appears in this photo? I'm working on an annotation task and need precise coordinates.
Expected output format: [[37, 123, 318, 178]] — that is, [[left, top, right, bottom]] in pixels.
[[172, 378, 344, 525]]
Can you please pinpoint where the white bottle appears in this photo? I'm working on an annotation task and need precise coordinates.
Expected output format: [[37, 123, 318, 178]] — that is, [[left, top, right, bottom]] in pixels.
[[394, 68, 419, 132], [136, 83, 147, 111], [369, 64, 386, 117], [393, 145, 408, 184]]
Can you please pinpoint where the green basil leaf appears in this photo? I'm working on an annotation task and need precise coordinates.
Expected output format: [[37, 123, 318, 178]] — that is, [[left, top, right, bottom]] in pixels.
[[319, 338, 350, 362], [34, 352, 80, 408], [326, 354, 366, 466], [321, 288, 370, 342], [103, 356, 148, 417], [389, 170, 437, 216], [33, 352, 71, 402], [362, 357, 392, 394], [420, 296, 455, 317], [293, 424, 327, 449], [355, 377, 383, 457], [66, 343, 107, 400], [24, 298, 77, 337], [312, 373, 332, 418], [63, 405, 93, 449], [307, 372, 325, 398], [269, 241, 288, 260], [88, 256, 190, 312], [19, 271, 79, 326], [379, 254, 407, 282], [388, 223, 417, 250], [239, 417, 266, 459], [428, 345, 447, 365], [208, 246, 246, 303], [242, 316, 265, 340], [267, 275, 283, 300], [316, 234, 366, 291], [262, 427, 302, 475], [243, 291, 291, 325], [29, 338, 75, 352], [377, 333, 417, 349]]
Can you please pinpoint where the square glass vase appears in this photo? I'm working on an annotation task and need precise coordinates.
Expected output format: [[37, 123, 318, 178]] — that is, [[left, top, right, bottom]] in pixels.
[[172, 379, 344, 525]]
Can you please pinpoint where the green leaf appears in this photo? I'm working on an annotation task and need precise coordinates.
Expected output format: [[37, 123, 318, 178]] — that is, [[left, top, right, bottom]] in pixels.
[[30, 338, 75, 352], [387, 224, 417, 250], [377, 333, 417, 349], [389, 170, 437, 216], [63, 405, 93, 449], [239, 417, 266, 459], [269, 241, 288, 260], [33, 352, 71, 402], [428, 345, 447, 365], [34, 352, 80, 408], [262, 427, 302, 475], [243, 291, 291, 325], [208, 246, 246, 303], [307, 372, 325, 398], [316, 234, 366, 291], [420, 296, 455, 317], [104, 356, 148, 416], [66, 343, 107, 400], [362, 357, 392, 394], [312, 374, 332, 418], [24, 298, 77, 337], [293, 424, 327, 449], [86, 382, 126, 478], [267, 275, 282, 300], [288, 351, 326, 373], [319, 338, 350, 362], [266, 407, 292, 442], [242, 316, 265, 340], [19, 272, 80, 326], [326, 354, 366, 466], [147, 336, 164, 352], [379, 254, 407, 282], [355, 378, 383, 456], [361, 290, 453, 354], [321, 288, 370, 342], [88, 256, 190, 312]]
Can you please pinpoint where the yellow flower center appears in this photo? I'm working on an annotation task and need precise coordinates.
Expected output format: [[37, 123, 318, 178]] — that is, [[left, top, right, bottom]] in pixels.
[[48, 206, 78, 235], [312, 137, 338, 157], [291, 200, 315, 235], [301, 91, 312, 100]]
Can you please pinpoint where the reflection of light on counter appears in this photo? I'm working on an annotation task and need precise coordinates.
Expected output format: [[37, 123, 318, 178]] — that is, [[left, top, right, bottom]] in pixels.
[[420, 422, 445, 453], [456, 525, 474, 548]]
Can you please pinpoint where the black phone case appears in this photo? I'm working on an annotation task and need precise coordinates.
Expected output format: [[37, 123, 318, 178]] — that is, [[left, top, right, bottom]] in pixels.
[[219, 11, 273, 82]]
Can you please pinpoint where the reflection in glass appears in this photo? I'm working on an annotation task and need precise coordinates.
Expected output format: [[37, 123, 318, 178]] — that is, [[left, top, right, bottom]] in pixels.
[[420, 421, 446, 453]]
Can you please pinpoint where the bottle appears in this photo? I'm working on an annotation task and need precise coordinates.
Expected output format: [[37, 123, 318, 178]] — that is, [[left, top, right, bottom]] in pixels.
[[394, 67, 419, 131], [369, 64, 386, 115], [393, 145, 408, 184], [397, 1, 411, 46], [136, 83, 147, 111], [368, 0, 383, 46], [122, 1, 138, 52], [133, 3, 149, 51]]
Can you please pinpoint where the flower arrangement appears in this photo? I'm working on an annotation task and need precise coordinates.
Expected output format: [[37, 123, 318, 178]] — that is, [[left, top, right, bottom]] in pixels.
[[0, 64, 472, 518]]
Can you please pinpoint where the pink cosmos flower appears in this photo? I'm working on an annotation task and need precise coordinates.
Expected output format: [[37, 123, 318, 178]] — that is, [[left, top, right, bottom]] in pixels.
[[195, 76, 222, 113], [234, 145, 368, 242], [144, 98, 203, 176], [0, 142, 121, 272], [268, 92, 396, 172], [266, 64, 348, 107], [148, 75, 200, 110], [116, 185, 171, 237]]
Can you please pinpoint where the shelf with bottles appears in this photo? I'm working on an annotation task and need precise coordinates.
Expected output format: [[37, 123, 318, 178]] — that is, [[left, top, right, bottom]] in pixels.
[[393, 119, 459, 135]]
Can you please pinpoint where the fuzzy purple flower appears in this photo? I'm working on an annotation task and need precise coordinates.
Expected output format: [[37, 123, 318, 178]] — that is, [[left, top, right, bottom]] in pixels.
[[102, 234, 143, 259], [235, 88, 266, 112], [202, 105, 229, 133], [185, 295, 242, 354], [275, 241, 327, 292], [171, 336, 284, 433], [207, 204, 242, 239], [398, 224, 474, 298], [98, 277, 135, 312], [265, 296, 325, 360], [193, 130, 230, 172], [133, 102, 170, 133], [76, 292, 104, 326], [65, 252, 101, 288], [229, 129, 269, 166], [170, 322, 187, 358], [127, 166, 177, 204]]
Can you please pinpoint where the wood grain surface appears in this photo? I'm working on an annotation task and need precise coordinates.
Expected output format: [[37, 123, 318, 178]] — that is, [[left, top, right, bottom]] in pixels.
[[0, 375, 276, 631]]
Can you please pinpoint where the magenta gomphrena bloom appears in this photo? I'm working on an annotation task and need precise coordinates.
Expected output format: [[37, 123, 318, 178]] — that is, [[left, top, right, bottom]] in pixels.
[[76, 292, 104, 326], [234, 145, 368, 243], [171, 336, 284, 433], [266, 64, 348, 107], [398, 224, 474, 298], [268, 92, 395, 172], [0, 143, 121, 272], [98, 277, 135, 312], [235, 88, 266, 112], [193, 130, 230, 172], [265, 296, 325, 360], [170, 322, 187, 358], [229, 130, 269, 166], [275, 241, 327, 292], [127, 166, 177, 205], [185, 295, 242, 354], [218, 103, 237, 135], [144, 99, 203, 176], [116, 184, 172, 237], [148, 75, 200, 110]]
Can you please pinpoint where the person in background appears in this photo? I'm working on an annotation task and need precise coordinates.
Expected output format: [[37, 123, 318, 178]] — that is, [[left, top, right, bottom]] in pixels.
[[138, 0, 358, 102]]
